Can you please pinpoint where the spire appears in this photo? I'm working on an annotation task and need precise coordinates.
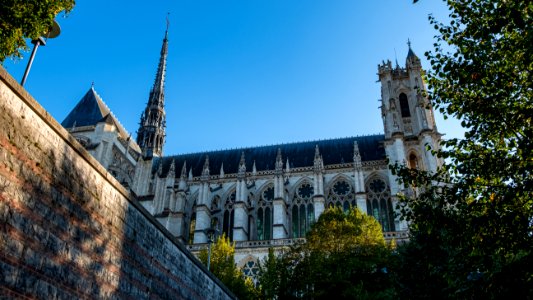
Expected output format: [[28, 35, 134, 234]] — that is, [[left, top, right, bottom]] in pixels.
[[220, 163, 225, 178], [136, 23, 169, 158], [353, 141, 362, 170], [238, 151, 246, 179], [252, 161, 257, 177], [180, 161, 187, 179], [179, 161, 188, 191], [406, 39, 421, 66], [168, 159, 175, 178], [313, 145, 324, 173], [201, 156, 210, 181], [275, 148, 283, 175]]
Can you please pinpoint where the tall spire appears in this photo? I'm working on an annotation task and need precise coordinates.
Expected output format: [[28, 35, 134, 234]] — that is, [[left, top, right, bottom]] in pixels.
[[136, 21, 169, 158]]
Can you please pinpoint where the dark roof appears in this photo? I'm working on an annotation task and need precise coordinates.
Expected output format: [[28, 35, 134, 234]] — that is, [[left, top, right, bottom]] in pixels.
[[61, 87, 111, 128], [61, 88, 138, 148], [153, 135, 385, 177], [407, 44, 419, 61]]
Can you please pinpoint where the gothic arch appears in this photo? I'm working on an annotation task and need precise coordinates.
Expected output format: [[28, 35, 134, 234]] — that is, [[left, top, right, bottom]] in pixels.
[[221, 188, 237, 241], [220, 184, 238, 201], [255, 183, 274, 241], [407, 150, 423, 170], [290, 179, 315, 238], [365, 175, 395, 232], [288, 177, 313, 202], [326, 174, 356, 211]]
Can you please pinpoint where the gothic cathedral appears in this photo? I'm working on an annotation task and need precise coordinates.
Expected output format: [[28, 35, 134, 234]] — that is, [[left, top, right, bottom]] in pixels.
[[61, 31, 442, 278]]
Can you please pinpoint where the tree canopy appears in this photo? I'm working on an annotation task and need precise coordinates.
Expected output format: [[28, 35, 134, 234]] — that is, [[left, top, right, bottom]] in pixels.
[[0, 0, 75, 61], [394, 0, 533, 298], [258, 207, 396, 299], [198, 233, 259, 300]]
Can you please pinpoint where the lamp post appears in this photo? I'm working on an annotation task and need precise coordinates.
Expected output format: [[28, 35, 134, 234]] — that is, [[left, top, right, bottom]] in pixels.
[[205, 228, 217, 272], [21, 20, 61, 86]]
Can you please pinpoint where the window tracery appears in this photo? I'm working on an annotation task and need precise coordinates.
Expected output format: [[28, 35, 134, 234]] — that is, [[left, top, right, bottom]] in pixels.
[[291, 182, 315, 238], [327, 178, 356, 211], [222, 190, 236, 241], [366, 178, 395, 232], [242, 259, 260, 283], [256, 185, 274, 240]]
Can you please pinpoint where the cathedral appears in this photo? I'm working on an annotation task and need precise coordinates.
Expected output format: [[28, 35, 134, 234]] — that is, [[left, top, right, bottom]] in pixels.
[[60, 29, 442, 279]]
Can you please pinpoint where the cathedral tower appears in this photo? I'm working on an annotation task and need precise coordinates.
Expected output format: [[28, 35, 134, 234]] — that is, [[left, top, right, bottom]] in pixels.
[[136, 27, 169, 158], [378, 42, 442, 229]]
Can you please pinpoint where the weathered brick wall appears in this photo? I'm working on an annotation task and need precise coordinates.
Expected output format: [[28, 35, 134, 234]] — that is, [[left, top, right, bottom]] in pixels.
[[0, 67, 234, 300]]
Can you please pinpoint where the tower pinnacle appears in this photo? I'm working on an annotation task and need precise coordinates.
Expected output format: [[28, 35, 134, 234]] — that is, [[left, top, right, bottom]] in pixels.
[[136, 25, 169, 158]]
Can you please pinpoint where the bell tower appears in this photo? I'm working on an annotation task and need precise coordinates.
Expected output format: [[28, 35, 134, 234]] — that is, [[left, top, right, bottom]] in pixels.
[[378, 41, 442, 200], [137, 26, 169, 158]]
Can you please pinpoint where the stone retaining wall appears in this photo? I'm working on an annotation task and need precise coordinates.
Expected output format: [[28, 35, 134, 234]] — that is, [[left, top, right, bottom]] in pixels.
[[0, 66, 234, 299]]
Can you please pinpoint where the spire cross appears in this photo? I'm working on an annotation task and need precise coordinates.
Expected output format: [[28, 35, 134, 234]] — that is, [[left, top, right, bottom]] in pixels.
[[407, 38, 412, 49]]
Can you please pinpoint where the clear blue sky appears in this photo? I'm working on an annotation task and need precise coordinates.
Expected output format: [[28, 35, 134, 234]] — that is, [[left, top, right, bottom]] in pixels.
[[2, 0, 463, 155]]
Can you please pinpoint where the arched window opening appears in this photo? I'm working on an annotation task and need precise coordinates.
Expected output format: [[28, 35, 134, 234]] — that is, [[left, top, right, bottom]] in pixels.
[[188, 212, 196, 245], [223, 190, 236, 241], [327, 179, 356, 212], [366, 178, 395, 232], [291, 182, 314, 238], [409, 153, 419, 169], [256, 185, 274, 241], [399, 93, 411, 118]]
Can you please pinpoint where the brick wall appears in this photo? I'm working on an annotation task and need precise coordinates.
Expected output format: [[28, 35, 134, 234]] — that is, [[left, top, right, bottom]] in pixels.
[[0, 67, 234, 299]]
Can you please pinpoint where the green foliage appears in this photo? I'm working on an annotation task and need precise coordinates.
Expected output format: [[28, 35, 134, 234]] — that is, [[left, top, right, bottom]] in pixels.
[[0, 0, 75, 61], [199, 233, 259, 300], [394, 0, 533, 298], [258, 207, 396, 299]]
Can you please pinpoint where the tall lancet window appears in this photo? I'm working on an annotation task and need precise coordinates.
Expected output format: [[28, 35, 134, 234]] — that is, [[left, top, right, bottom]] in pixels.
[[291, 181, 315, 238], [188, 212, 196, 245], [326, 178, 356, 212], [399, 93, 411, 118], [256, 185, 274, 240], [223, 190, 236, 241], [366, 178, 395, 232]]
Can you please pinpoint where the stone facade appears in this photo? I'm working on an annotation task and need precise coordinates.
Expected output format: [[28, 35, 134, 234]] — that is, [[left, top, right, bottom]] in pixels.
[[0, 67, 234, 299], [59, 32, 443, 282]]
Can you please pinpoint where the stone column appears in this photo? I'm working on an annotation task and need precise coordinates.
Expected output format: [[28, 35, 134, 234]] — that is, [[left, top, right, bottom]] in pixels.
[[355, 193, 367, 214], [272, 174, 288, 239], [193, 205, 210, 243]]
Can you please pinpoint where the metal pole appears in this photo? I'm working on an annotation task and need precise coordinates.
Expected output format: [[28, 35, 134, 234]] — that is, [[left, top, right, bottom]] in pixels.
[[207, 240, 212, 271], [21, 37, 46, 86]]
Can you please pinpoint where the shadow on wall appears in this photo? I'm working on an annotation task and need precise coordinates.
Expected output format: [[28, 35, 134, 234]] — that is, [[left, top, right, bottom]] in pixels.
[[0, 67, 234, 299]]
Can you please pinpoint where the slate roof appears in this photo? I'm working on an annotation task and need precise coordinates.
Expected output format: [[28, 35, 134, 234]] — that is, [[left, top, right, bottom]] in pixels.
[[153, 135, 385, 177], [61, 87, 133, 142]]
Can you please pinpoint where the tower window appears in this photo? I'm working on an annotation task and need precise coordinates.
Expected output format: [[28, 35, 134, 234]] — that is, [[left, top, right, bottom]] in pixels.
[[399, 93, 411, 118], [409, 153, 419, 169]]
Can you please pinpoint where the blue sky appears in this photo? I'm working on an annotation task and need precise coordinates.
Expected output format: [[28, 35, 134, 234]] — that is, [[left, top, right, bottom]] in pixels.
[[2, 0, 462, 155]]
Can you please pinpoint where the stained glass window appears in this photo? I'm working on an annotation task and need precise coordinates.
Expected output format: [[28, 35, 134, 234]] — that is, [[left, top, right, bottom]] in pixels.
[[366, 178, 395, 232], [256, 185, 273, 240], [292, 181, 315, 238], [223, 190, 236, 241], [327, 179, 355, 212]]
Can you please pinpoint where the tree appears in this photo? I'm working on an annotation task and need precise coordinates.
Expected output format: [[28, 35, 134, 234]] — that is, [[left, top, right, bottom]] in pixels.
[[198, 233, 259, 300], [0, 0, 75, 61], [394, 0, 533, 298], [259, 207, 397, 299]]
